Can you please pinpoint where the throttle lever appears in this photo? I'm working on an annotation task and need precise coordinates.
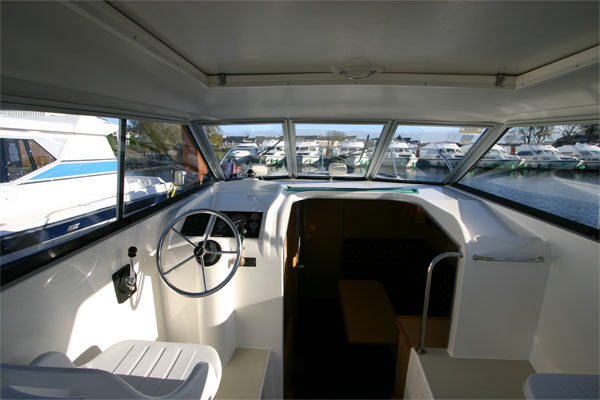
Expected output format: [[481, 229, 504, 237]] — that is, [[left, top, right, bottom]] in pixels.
[[126, 246, 137, 289], [112, 246, 138, 303]]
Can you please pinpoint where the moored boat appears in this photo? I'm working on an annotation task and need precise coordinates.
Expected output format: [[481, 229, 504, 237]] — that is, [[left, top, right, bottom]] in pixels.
[[259, 139, 286, 166], [462, 144, 523, 169], [336, 139, 372, 167], [516, 144, 583, 169], [556, 143, 600, 170], [296, 140, 320, 164], [416, 142, 464, 168], [0, 111, 173, 240], [380, 140, 418, 171]]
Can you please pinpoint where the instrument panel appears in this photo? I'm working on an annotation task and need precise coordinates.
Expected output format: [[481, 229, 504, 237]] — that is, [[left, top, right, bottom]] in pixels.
[[180, 211, 263, 238]]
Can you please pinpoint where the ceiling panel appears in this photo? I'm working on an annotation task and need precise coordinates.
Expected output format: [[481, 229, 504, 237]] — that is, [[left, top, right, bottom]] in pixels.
[[112, 1, 599, 75], [1, 1, 598, 123]]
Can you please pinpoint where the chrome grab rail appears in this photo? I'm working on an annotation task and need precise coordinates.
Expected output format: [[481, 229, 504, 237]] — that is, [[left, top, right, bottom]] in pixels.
[[473, 255, 545, 262], [417, 251, 463, 355]]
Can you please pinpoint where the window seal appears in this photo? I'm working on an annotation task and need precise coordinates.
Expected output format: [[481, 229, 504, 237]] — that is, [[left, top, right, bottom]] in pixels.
[[117, 118, 127, 220], [452, 182, 599, 241]]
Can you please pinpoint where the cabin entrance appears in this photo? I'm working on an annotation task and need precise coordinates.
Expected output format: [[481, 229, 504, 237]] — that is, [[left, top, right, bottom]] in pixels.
[[284, 199, 458, 399]]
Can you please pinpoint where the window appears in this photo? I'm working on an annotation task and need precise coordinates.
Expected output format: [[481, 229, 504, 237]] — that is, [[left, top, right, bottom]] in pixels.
[[0, 139, 57, 182], [294, 123, 385, 178], [375, 125, 487, 182], [458, 123, 599, 236], [124, 121, 208, 215], [201, 123, 287, 179], [0, 111, 213, 272]]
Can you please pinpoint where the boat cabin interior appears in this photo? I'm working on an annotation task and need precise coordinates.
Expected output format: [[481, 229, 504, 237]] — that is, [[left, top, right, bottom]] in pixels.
[[1, 2, 599, 399]]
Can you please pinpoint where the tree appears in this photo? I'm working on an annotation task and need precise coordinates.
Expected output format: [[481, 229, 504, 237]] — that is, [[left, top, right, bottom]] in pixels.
[[204, 125, 224, 147], [127, 120, 181, 153], [326, 130, 346, 146], [509, 126, 553, 144], [559, 125, 580, 137], [580, 124, 599, 140], [208, 133, 223, 148]]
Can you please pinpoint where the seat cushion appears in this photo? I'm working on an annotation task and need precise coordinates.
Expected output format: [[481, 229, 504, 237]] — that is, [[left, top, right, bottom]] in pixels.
[[83, 340, 222, 398]]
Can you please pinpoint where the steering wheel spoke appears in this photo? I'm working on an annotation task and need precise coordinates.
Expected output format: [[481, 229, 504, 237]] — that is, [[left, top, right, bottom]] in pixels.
[[199, 254, 208, 291], [156, 209, 243, 297], [164, 254, 196, 275], [202, 214, 217, 246], [205, 249, 238, 255], [169, 226, 197, 248]]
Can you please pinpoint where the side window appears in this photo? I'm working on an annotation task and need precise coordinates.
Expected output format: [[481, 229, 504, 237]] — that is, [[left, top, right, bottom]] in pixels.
[[1, 112, 212, 267], [124, 120, 209, 215], [1, 139, 56, 182], [0, 112, 119, 258], [27, 140, 56, 169], [2, 139, 33, 181], [458, 123, 599, 236]]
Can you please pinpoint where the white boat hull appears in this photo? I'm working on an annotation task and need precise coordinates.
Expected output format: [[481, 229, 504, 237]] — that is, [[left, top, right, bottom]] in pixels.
[[380, 156, 418, 169], [417, 157, 463, 168], [521, 159, 582, 170], [581, 160, 600, 170], [474, 158, 523, 169]]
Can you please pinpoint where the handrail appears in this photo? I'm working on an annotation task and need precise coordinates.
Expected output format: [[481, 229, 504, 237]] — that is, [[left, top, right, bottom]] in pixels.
[[417, 251, 463, 354], [472, 255, 545, 262]]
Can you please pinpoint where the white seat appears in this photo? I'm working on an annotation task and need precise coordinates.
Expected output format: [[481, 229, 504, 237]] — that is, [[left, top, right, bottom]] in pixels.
[[1, 340, 221, 399]]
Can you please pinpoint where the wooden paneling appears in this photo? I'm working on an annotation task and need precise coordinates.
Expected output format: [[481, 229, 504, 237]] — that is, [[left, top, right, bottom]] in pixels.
[[338, 280, 399, 344], [302, 199, 343, 300], [342, 200, 427, 240]]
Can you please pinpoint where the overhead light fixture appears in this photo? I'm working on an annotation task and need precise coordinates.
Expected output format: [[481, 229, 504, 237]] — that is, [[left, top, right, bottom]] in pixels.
[[335, 66, 384, 81], [333, 58, 384, 81]]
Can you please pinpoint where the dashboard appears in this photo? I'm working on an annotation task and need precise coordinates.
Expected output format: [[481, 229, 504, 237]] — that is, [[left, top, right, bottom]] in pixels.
[[181, 211, 263, 239]]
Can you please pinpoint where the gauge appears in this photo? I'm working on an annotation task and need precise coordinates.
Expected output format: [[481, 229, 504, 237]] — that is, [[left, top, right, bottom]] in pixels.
[[249, 221, 259, 231], [215, 220, 226, 231], [250, 213, 260, 221], [230, 214, 248, 232]]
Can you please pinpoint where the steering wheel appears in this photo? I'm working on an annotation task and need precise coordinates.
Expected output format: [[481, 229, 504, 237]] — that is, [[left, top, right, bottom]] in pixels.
[[156, 209, 243, 297]]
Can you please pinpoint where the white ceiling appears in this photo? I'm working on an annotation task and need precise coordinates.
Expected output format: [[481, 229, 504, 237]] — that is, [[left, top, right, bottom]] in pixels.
[[1, 1, 599, 123], [112, 1, 600, 76]]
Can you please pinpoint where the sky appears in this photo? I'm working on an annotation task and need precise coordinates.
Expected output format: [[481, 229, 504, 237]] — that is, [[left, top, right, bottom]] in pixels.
[[100, 117, 119, 126], [100, 118, 485, 144], [217, 123, 482, 143]]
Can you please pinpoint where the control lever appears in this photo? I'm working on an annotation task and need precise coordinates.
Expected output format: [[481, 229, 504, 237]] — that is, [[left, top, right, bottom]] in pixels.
[[112, 246, 138, 303], [125, 246, 137, 290]]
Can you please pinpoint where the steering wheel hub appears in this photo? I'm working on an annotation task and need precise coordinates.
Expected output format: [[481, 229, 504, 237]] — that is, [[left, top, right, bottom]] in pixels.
[[193, 245, 205, 258], [194, 240, 221, 266]]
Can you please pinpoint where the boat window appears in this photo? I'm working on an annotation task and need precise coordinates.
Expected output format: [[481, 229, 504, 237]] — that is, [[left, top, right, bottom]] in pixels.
[[375, 125, 486, 182], [1, 111, 213, 278], [1, 139, 55, 182], [294, 123, 385, 178], [200, 123, 287, 179], [124, 120, 208, 216], [0, 111, 119, 262], [458, 123, 599, 236]]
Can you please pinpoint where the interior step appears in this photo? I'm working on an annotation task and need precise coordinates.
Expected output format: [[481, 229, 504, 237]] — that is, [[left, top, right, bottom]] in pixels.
[[405, 348, 535, 399], [215, 348, 269, 400]]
